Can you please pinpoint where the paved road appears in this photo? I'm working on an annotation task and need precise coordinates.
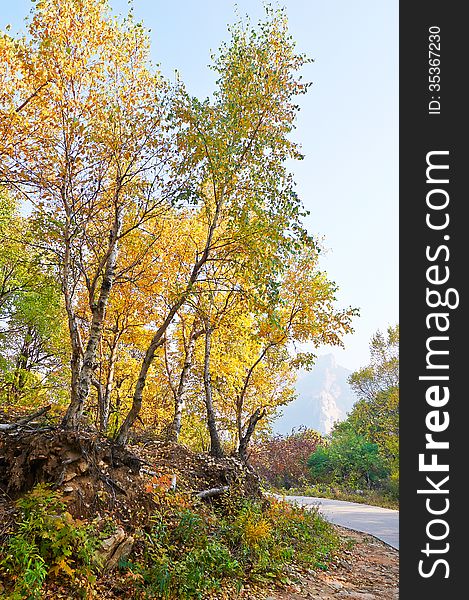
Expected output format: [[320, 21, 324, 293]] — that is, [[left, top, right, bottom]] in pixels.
[[279, 495, 399, 550]]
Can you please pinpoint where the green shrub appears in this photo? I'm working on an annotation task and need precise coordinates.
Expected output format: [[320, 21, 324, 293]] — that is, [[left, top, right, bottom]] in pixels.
[[307, 428, 390, 490], [132, 494, 340, 598], [277, 483, 399, 510], [0, 484, 98, 599], [138, 507, 239, 599]]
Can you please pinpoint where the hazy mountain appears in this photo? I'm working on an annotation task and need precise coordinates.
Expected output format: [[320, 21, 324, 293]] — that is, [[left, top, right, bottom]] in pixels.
[[273, 354, 356, 435]]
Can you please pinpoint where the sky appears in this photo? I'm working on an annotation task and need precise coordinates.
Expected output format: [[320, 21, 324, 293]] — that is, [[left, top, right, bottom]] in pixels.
[[1, 0, 398, 372]]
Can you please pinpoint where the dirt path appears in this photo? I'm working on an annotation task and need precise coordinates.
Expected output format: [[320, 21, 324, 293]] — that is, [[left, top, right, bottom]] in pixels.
[[265, 526, 399, 600]]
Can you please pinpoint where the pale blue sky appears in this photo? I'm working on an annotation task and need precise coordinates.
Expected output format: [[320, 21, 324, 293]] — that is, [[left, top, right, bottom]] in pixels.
[[2, 0, 398, 371]]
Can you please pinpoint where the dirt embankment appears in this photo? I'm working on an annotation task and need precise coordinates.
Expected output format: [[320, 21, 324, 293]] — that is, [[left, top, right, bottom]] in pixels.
[[0, 425, 261, 526]]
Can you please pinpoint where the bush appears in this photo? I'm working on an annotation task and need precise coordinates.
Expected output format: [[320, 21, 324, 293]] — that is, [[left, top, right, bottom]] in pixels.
[[307, 427, 390, 490], [0, 486, 341, 599], [132, 493, 340, 598], [0, 484, 99, 599], [249, 427, 323, 488], [282, 483, 399, 510]]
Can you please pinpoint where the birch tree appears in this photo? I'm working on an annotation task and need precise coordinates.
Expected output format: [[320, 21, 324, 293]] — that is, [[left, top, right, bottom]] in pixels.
[[1, 0, 183, 427], [116, 8, 311, 444]]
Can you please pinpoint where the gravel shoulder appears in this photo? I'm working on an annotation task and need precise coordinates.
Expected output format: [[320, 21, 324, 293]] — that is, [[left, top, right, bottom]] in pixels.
[[266, 526, 399, 600]]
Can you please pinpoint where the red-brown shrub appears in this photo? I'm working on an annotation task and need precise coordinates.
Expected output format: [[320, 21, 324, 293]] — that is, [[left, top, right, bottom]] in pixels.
[[249, 427, 323, 488]]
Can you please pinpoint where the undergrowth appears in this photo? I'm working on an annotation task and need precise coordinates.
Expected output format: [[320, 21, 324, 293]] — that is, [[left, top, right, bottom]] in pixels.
[[128, 488, 340, 599], [0, 484, 100, 599], [0, 483, 341, 599]]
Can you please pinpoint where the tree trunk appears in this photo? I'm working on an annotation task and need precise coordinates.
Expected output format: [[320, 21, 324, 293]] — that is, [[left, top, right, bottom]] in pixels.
[[11, 325, 33, 399], [61, 219, 83, 425], [203, 325, 223, 458], [115, 294, 189, 445], [116, 252, 212, 445], [237, 407, 266, 460], [100, 334, 120, 431], [116, 189, 224, 446], [92, 377, 104, 429], [168, 325, 203, 443], [115, 334, 165, 445], [235, 395, 243, 451], [63, 208, 123, 428], [234, 344, 274, 458], [0, 405, 51, 431], [62, 313, 83, 426]]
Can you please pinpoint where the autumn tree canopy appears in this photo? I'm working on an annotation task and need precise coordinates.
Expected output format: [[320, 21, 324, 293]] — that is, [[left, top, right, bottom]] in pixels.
[[0, 0, 357, 456]]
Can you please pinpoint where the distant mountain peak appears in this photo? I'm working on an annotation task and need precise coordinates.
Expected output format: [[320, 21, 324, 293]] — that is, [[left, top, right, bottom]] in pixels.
[[273, 354, 356, 435]]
